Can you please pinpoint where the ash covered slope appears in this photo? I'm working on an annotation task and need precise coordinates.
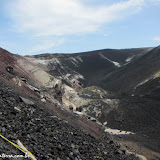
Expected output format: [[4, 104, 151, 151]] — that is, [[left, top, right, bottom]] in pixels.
[[26, 46, 160, 159], [26, 47, 152, 88], [98, 46, 160, 93], [0, 48, 138, 159], [79, 46, 160, 157]]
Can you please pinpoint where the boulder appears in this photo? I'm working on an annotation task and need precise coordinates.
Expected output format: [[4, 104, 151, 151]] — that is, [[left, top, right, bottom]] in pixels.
[[19, 96, 34, 105]]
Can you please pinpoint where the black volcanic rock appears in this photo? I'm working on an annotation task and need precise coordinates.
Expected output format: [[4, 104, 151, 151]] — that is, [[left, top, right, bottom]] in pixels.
[[0, 80, 138, 160]]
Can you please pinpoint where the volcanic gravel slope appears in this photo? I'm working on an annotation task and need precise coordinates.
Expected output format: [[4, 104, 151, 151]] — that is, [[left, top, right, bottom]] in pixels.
[[0, 80, 139, 160], [27, 47, 152, 87], [98, 46, 160, 92], [33, 46, 160, 159], [1, 46, 160, 160], [106, 95, 160, 152]]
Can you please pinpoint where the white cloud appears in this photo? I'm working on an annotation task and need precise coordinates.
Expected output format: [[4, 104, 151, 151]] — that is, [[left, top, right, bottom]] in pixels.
[[152, 37, 160, 42], [29, 39, 65, 53], [104, 34, 109, 37], [8, 0, 144, 37]]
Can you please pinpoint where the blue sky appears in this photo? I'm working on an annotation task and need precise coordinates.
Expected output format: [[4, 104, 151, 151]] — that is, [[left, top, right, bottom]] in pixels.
[[0, 0, 160, 55]]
